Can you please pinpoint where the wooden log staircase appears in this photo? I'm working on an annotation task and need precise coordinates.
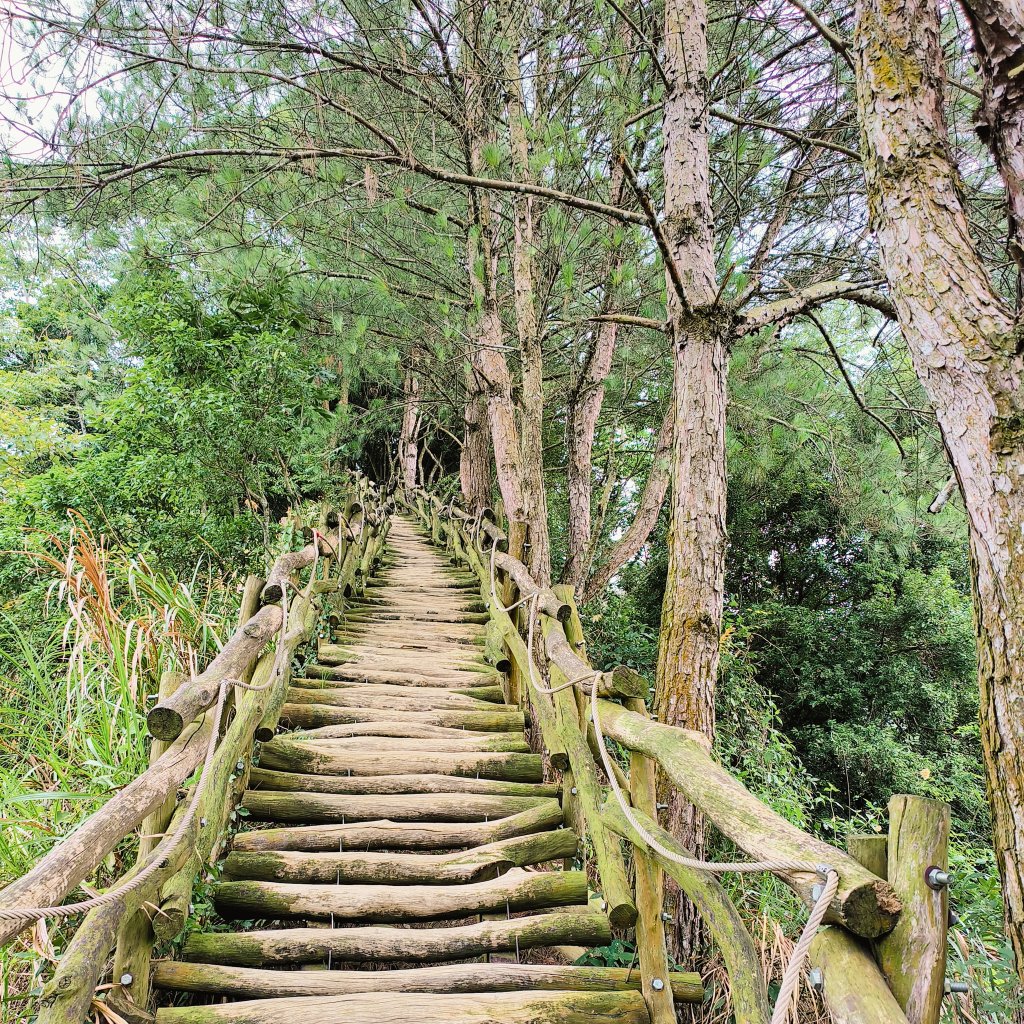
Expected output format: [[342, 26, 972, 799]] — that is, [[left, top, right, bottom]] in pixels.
[[149, 517, 698, 1022], [1, 476, 955, 1024]]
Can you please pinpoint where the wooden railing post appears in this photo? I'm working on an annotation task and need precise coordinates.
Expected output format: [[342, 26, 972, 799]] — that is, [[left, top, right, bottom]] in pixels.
[[110, 668, 186, 1015], [625, 693, 676, 1024], [877, 795, 950, 1024]]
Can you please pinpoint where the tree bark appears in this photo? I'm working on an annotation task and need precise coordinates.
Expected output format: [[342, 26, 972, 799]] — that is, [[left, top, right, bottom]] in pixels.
[[461, 2, 529, 543], [503, 7, 552, 584], [853, 0, 1024, 1003], [960, 0, 1024, 273], [399, 365, 422, 490], [461, 371, 492, 512], [655, 0, 730, 962]]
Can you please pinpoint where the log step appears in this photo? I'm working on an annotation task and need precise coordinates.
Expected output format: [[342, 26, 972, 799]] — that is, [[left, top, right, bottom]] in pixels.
[[246, 768, 561, 798], [224, 829, 578, 884], [285, 686, 516, 711], [240, 791, 558, 824], [156, 990, 650, 1024], [182, 910, 613, 966], [270, 732, 531, 752], [230, 803, 565, 852], [212, 867, 588, 921], [279, 703, 525, 733], [152, 961, 703, 1002], [257, 745, 543, 781]]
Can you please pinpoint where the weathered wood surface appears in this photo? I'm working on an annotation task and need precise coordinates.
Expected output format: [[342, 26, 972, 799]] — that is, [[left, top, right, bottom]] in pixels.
[[182, 910, 613, 965], [595, 698, 901, 938], [603, 802, 771, 1024], [147, 603, 283, 741], [287, 680, 510, 706], [877, 795, 950, 1024], [809, 926, 912, 1024], [623, 693, 675, 1024], [239, 789, 556, 823], [0, 713, 212, 947], [212, 867, 587, 921], [246, 766, 559, 797], [279, 701, 525, 733], [269, 731, 531, 752], [544, 616, 636, 929], [230, 802, 565, 852], [257, 743, 543, 780], [156, 990, 649, 1024], [847, 834, 889, 880], [224, 829, 577, 884], [153, 961, 702, 1001]]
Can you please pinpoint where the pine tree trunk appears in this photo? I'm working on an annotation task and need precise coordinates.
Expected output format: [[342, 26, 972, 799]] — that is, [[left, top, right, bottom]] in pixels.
[[461, 372, 492, 513], [853, 0, 1024, 1006], [399, 368, 422, 490], [504, 14, 551, 584], [461, 1, 529, 550], [656, 0, 727, 964], [960, 0, 1024, 273]]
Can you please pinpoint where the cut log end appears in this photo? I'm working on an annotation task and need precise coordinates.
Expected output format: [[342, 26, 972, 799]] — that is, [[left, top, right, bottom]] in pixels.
[[840, 878, 902, 939], [147, 706, 185, 742]]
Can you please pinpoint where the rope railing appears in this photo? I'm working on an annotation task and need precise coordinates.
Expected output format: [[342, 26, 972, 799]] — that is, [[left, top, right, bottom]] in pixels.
[[404, 484, 910, 1024]]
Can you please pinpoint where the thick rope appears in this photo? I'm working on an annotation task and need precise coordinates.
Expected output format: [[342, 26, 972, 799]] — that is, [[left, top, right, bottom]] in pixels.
[[496, 553, 839, 1023], [0, 532, 326, 927]]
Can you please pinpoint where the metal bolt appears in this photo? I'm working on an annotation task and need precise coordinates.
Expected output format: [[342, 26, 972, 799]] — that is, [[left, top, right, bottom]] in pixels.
[[570, 786, 578, 795], [811, 883, 824, 901], [926, 866, 951, 890], [656, 802, 669, 811], [119, 973, 134, 986], [944, 980, 969, 995], [651, 978, 665, 992], [808, 968, 824, 992], [236, 760, 245, 772], [660, 911, 672, 922], [200, 817, 208, 828]]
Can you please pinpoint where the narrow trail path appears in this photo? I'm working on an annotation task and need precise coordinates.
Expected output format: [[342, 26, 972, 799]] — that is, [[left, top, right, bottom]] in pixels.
[[149, 516, 668, 1023]]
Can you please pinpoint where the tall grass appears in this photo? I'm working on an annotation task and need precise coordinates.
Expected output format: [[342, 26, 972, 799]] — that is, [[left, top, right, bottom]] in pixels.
[[0, 515, 233, 1008]]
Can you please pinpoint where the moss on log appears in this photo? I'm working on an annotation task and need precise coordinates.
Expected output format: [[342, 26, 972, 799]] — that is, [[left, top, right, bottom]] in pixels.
[[809, 927, 912, 1024], [245, 767, 559, 798], [278, 701, 525, 733], [182, 909, 612, 966], [223, 829, 576, 884], [595, 699, 901, 938], [256, 744, 542, 781], [156, 990, 648, 1024], [283, 686, 516, 712], [603, 802, 771, 1024], [230, 802, 564, 852], [152, 960, 702, 1002], [147, 604, 283, 741], [212, 867, 587, 921], [877, 795, 949, 1024], [239, 790, 555, 824]]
